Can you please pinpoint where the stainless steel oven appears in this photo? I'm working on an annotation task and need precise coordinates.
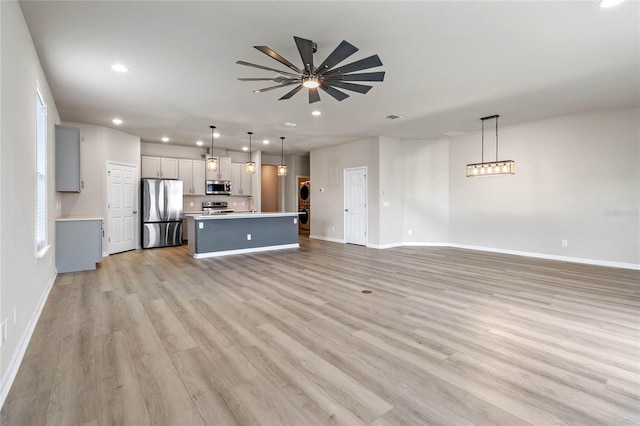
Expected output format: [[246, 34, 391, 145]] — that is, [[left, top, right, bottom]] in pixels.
[[206, 180, 231, 195]]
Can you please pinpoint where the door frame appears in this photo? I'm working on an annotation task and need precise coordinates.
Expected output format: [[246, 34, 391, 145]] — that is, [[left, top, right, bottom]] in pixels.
[[343, 166, 368, 246], [106, 161, 139, 255]]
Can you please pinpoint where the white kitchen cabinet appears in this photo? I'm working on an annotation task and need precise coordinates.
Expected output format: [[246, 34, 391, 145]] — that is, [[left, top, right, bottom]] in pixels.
[[231, 162, 252, 196], [141, 156, 179, 179], [192, 159, 206, 195], [56, 217, 103, 273], [55, 125, 82, 192], [206, 156, 232, 181], [179, 159, 206, 196]]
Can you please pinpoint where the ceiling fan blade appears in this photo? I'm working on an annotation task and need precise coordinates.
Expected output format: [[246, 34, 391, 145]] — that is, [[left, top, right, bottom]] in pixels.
[[324, 81, 372, 94], [325, 71, 386, 82], [308, 87, 321, 103], [322, 54, 383, 78], [319, 84, 350, 101], [279, 84, 304, 100], [316, 40, 359, 76], [254, 82, 299, 93], [294, 36, 315, 74], [238, 78, 297, 82], [254, 46, 302, 74], [236, 60, 299, 78]]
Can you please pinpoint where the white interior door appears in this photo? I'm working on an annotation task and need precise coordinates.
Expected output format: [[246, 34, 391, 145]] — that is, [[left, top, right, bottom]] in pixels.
[[344, 167, 367, 246], [107, 162, 137, 254]]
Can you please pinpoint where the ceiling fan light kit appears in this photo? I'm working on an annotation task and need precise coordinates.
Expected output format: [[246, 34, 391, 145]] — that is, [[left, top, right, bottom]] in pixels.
[[466, 115, 516, 177], [237, 36, 385, 103]]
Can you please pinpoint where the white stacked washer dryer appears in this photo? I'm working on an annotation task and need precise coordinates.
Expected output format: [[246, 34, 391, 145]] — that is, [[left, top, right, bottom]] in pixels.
[[298, 178, 310, 232]]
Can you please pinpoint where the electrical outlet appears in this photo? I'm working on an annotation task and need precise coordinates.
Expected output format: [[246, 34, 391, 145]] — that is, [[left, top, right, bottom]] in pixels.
[[408, 230, 413, 235], [331, 226, 335, 232], [189, 202, 194, 207], [247, 234, 252, 241], [562, 239, 568, 247], [199, 222, 204, 229]]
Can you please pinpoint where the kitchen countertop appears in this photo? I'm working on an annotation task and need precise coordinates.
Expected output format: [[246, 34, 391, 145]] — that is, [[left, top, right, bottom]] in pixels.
[[56, 215, 104, 221], [188, 212, 300, 220]]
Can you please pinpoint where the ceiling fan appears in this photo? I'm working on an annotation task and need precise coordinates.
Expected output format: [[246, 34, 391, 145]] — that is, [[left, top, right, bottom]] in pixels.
[[236, 36, 385, 103]]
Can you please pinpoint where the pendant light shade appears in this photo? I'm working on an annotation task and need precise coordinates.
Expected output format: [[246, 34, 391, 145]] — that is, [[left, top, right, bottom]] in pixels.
[[466, 114, 515, 177], [246, 132, 256, 174], [277, 136, 287, 176], [207, 125, 218, 172]]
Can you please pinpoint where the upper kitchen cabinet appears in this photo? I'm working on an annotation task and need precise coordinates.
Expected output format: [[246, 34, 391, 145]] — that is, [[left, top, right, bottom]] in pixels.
[[179, 159, 205, 195], [231, 162, 252, 196], [55, 125, 82, 192], [206, 156, 231, 181], [141, 156, 179, 179]]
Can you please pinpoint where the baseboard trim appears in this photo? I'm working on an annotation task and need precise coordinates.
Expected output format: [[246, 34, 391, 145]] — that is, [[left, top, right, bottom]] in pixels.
[[309, 235, 344, 244], [448, 243, 640, 270], [0, 271, 57, 409], [367, 242, 403, 249], [192, 243, 299, 259]]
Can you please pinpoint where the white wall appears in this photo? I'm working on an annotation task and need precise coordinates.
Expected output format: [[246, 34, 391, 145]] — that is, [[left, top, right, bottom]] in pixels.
[[141, 141, 207, 160], [402, 138, 450, 244], [449, 108, 639, 265], [378, 137, 404, 247], [0, 0, 60, 405], [310, 137, 380, 244]]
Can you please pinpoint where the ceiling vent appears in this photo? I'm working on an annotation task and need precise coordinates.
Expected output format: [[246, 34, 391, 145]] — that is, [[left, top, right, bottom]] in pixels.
[[385, 114, 403, 120]]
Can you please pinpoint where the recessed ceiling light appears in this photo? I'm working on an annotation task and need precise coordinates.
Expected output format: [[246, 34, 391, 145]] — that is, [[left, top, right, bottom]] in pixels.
[[242, 147, 249, 151], [196, 140, 203, 146], [281, 122, 298, 128], [111, 64, 128, 73], [112, 118, 123, 125], [263, 139, 269, 144], [161, 137, 170, 142], [599, 0, 624, 7], [213, 132, 220, 138], [311, 110, 322, 116]]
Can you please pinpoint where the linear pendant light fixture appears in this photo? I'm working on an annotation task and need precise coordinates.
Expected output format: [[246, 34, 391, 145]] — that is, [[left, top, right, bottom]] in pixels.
[[207, 125, 218, 172], [246, 131, 256, 174], [277, 137, 287, 176], [466, 114, 515, 177]]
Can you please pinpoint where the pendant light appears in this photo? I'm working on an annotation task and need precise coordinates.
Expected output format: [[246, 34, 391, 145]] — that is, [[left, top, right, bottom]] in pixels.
[[466, 114, 515, 177], [277, 137, 287, 176], [246, 131, 256, 174], [207, 125, 218, 172]]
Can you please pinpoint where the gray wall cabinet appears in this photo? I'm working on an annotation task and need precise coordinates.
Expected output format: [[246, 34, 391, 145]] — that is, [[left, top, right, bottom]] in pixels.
[[55, 125, 82, 192]]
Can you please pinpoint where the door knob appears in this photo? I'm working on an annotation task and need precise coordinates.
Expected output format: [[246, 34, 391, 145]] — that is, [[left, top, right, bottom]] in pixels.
[[133, 211, 138, 214], [345, 209, 349, 212]]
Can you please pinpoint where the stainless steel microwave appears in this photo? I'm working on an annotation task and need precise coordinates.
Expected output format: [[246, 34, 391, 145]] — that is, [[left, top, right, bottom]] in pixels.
[[206, 180, 231, 195]]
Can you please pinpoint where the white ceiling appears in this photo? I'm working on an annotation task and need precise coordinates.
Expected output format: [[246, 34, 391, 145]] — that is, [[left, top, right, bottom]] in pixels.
[[19, 1, 639, 156]]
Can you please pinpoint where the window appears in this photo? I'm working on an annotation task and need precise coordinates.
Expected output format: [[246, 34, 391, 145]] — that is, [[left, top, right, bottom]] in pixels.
[[35, 83, 48, 259]]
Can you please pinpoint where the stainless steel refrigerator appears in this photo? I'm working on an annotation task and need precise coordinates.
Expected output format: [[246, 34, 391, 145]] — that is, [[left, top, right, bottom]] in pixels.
[[141, 178, 183, 248]]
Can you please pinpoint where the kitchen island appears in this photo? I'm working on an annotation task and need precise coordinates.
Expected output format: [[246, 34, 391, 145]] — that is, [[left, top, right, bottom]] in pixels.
[[187, 212, 300, 258]]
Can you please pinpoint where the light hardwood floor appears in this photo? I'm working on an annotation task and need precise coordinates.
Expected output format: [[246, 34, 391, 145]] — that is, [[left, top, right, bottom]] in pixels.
[[2, 236, 639, 425]]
